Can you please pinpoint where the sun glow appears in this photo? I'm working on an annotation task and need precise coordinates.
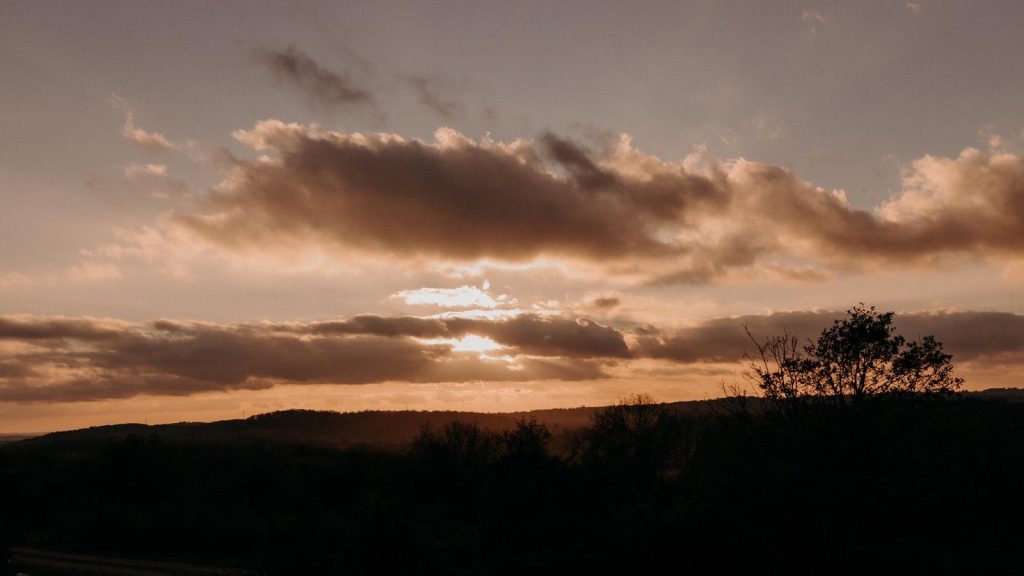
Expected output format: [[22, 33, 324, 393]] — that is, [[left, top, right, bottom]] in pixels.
[[424, 334, 504, 354], [393, 282, 507, 308]]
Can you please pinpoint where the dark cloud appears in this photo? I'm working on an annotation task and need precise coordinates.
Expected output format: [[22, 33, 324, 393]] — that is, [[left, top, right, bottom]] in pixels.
[[891, 312, 1024, 363], [178, 122, 1024, 283], [590, 296, 621, 309], [0, 361, 38, 378], [179, 122, 708, 264], [446, 315, 631, 358], [255, 45, 372, 108], [2, 310, 1023, 402], [636, 310, 1024, 365], [407, 75, 464, 119], [291, 314, 630, 358], [0, 315, 611, 403], [0, 316, 135, 341], [636, 311, 845, 363], [541, 133, 618, 190], [303, 315, 449, 339]]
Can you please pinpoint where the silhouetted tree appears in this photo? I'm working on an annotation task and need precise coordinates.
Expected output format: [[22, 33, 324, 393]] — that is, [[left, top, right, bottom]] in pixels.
[[745, 304, 963, 402], [579, 394, 684, 485], [411, 420, 500, 468], [501, 417, 552, 461]]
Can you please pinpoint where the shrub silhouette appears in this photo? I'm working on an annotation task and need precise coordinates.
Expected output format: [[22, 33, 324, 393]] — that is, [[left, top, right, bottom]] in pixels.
[[745, 304, 964, 402]]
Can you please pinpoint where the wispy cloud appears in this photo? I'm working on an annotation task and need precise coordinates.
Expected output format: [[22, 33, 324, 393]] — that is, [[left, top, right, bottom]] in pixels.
[[801, 9, 826, 35], [754, 111, 784, 141], [66, 262, 122, 283], [407, 75, 465, 119], [0, 272, 32, 289], [589, 296, 621, 309], [123, 163, 167, 177], [122, 111, 176, 152], [255, 45, 373, 108]]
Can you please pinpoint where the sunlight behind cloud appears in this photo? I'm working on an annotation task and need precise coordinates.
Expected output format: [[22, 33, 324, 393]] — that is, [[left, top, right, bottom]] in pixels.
[[394, 283, 504, 308], [430, 308, 528, 320], [424, 334, 505, 354]]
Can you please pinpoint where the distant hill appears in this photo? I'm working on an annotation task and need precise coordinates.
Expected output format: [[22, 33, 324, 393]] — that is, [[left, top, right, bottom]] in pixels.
[[8, 388, 1022, 451], [973, 387, 1024, 402], [8, 398, 735, 452]]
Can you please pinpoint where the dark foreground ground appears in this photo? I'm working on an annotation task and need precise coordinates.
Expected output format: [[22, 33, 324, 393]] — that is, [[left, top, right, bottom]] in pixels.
[[2, 392, 1023, 575], [8, 547, 256, 576]]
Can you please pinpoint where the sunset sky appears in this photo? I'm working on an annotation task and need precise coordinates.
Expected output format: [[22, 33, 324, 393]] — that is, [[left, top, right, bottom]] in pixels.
[[3, 0, 1024, 432]]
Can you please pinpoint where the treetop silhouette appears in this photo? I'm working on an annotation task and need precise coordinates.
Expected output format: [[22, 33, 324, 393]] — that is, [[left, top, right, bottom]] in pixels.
[[745, 304, 964, 401]]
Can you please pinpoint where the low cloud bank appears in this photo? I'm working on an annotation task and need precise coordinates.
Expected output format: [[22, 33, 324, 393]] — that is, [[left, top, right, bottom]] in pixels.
[[2, 309, 1021, 402]]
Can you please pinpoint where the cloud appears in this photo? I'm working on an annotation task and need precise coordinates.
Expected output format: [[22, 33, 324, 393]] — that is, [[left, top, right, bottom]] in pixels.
[[312, 306, 1003, 372], [66, 262, 122, 282], [407, 75, 465, 119], [0, 272, 32, 289], [801, 10, 826, 35], [178, 122, 724, 271], [0, 315, 136, 341], [978, 124, 1006, 151], [94, 223, 206, 280], [636, 310, 1024, 365], [0, 314, 611, 403], [446, 315, 631, 358], [299, 313, 630, 358], [754, 111, 784, 141], [2, 309, 1023, 403], [906, 3, 923, 16], [872, 148, 1024, 257], [122, 112, 175, 152], [171, 122, 1024, 284], [300, 315, 450, 339], [888, 311, 1024, 363], [255, 45, 372, 108], [123, 163, 167, 177], [590, 296, 621, 309]]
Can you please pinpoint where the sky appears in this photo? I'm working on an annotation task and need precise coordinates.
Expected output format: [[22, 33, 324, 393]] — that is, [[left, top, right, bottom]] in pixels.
[[2, 0, 1024, 432]]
